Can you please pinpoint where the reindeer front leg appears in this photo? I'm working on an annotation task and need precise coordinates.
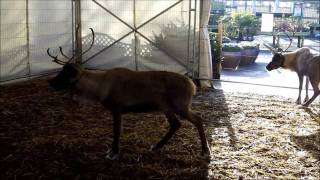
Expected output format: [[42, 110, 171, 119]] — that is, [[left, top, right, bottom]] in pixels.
[[106, 110, 122, 160], [296, 74, 304, 104]]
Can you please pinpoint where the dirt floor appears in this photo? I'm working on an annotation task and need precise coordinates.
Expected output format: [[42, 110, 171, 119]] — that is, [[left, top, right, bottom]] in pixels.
[[0, 79, 319, 179]]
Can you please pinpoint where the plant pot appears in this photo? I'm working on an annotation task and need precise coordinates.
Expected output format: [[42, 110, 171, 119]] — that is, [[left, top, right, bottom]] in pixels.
[[240, 47, 260, 66], [222, 51, 242, 69]]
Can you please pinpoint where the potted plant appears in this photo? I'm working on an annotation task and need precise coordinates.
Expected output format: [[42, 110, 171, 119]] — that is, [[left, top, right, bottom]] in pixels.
[[239, 41, 260, 65], [222, 43, 242, 69]]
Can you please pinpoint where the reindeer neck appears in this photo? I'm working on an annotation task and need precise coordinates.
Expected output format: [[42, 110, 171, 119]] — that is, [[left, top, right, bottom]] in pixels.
[[73, 70, 104, 98], [282, 52, 297, 71], [74, 70, 106, 101]]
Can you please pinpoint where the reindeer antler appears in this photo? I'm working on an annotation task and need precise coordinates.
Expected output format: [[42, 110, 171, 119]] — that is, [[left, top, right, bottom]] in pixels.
[[47, 48, 67, 65], [59, 46, 72, 59], [48, 28, 95, 65], [59, 28, 95, 64], [282, 31, 293, 52]]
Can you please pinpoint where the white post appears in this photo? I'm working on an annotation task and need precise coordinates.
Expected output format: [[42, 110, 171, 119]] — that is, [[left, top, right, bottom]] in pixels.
[[274, 0, 280, 13], [252, 0, 256, 14]]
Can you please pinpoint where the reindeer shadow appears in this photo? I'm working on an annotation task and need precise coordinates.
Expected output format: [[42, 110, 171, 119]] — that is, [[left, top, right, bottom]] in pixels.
[[195, 85, 236, 144], [189, 83, 236, 179], [206, 82, 237, 147], [291, 108, 320, 160]]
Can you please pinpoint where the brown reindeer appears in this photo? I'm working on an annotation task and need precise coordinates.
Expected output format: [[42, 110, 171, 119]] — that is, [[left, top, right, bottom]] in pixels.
[[266, 45, 319, 107], [47, 28, 210, 160]]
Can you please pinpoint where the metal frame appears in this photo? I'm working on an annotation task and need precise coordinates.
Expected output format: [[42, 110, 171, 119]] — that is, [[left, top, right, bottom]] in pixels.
[[80, 0, 200, 77], [26, 0, 31, 79], [74, 0, 82, 63]]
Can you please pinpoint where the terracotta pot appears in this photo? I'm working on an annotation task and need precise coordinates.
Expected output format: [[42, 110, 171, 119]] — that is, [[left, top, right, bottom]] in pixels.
[[240, 47, 260, 66], [222, 51, 242, 69]]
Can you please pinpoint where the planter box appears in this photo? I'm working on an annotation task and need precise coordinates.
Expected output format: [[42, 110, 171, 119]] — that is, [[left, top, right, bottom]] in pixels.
[[240, 47, 260, 66], [222, 51, 242, 69]]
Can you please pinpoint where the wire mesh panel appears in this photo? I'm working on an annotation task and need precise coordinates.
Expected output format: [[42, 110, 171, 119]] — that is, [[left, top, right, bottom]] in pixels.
[[0, 0, 28, 81], [81, 0, 136, 70], [81, 0, 201, 76], [0, 0, 73, 83], [28, 0, 73, 76], [136, 0, 195, 73]]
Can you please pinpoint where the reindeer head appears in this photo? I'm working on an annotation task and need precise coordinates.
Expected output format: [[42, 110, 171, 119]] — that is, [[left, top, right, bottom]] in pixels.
[[265, 31, 293, 71], [48, 63, 82, 90], [266, 52, 285, 71], [47, 28, 95, 90]]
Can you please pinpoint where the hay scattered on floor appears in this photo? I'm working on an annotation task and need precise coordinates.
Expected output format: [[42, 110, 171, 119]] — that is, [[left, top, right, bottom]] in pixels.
[[0, 79, 319, 179]]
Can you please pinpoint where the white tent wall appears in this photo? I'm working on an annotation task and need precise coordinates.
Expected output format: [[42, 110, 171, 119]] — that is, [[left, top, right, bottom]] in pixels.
[[0, 0, 73, 83], [0, 1, 28, 82], [0, 0, 212, 86]]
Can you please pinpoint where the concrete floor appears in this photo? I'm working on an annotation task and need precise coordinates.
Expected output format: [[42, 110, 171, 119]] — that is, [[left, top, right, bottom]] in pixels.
[[215, 36, 320, 103]]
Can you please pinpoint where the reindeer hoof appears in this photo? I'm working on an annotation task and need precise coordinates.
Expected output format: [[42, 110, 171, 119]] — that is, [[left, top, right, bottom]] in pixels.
[[106, 153, 119, 160], [303, 98, 309, 103], [105, 150, 119, 160], [150, 145, 159, 152], [200, 151, 211, 161]]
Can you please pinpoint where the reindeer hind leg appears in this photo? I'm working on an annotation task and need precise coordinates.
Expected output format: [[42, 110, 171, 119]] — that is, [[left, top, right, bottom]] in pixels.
[[177, 110, 210, 159], [303, 77, 320, 107], [151, 111, 181, 151]]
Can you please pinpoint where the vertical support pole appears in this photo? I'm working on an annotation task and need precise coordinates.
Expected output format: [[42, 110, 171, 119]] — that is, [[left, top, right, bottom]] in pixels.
[[187, 0, 192, 77], [274, 0, 279, 13], [133, 0, 138, 71], [191, 0, 197, 78], [252, 0, 256, 14], [0, 0, 2, 82], [71, 0, 75, 54], [198, 0, 202, 79], [74, 0, 82, 64], [26, 0, 31, 79], [216, 22, 223, 79]]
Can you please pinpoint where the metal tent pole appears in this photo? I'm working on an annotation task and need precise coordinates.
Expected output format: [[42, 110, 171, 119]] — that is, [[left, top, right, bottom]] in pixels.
[[133, 0, 138, 71], [187, 0, 192, 77], [198, 0, 203, 79], [72, 0, 75, 54], [75, 0, 82, 63], [0, 0, 2, 82], [192, 0, 198, 78], [26, 0, 31, 79]]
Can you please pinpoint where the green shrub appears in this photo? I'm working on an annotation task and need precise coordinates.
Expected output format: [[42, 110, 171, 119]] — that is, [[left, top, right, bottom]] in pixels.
[[209, 32, 222, 63], [220, 11, 259, 40]]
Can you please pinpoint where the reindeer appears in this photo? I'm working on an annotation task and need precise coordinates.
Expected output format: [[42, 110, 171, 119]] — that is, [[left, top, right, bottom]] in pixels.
[[47, 28, 210, 160], [265, 36, 319, 107]]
